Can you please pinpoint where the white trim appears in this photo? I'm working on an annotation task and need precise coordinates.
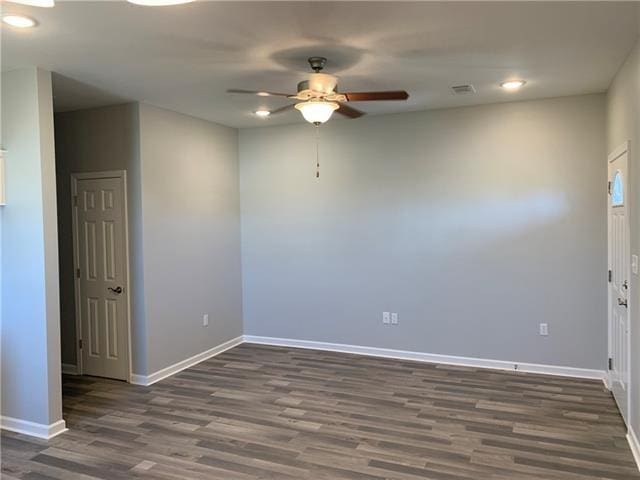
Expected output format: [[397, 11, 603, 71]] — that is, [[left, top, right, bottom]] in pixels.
[[609, 140, 630, 163], [71, 170, 133, 382], [607, 141, 632, 424], [243, 336, 605, 380], [61, 363, 79, 375], [72, 170, 127, 180], [131, 336, 244, 386], [0, 417, 67, 439], [0, 149, 6, 206], [628, 426, 640, 471]]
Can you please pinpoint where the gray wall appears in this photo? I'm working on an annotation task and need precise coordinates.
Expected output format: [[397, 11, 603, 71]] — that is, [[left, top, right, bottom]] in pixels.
[[240, 94, 607, 369], [1, 68, 63, 426], [54, 103, 243, 376], [138, 104, 243, 374], [607, 37, 640, 435], [54, 104, 141, 367]]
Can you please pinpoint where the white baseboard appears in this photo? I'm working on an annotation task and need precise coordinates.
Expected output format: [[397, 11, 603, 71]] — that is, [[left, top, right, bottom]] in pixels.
[[0, 417, 67, 439], [130, 335, 244, 386], [61, 363, 79, 375], [628, 426, 640, 471], [243, 335, 606, 380]]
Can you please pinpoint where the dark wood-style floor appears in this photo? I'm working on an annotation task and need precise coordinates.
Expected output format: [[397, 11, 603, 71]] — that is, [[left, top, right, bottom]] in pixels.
[[1, 343, 638, 479]]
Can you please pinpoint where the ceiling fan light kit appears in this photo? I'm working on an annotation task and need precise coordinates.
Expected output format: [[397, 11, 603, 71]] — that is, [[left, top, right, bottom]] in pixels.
[[295, 100, 339, 125]]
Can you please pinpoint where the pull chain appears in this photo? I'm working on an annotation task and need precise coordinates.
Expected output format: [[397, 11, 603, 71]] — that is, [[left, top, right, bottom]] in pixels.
[[314, 123, 320, 178]]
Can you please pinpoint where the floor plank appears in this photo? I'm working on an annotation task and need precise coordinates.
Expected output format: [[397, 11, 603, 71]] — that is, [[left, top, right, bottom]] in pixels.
[[2, 344, 637, 479]]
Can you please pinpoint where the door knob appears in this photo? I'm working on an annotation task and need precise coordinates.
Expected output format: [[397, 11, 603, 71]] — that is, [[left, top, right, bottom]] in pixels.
[[108, 286, 123, 294], [618, 297, 628, 308]]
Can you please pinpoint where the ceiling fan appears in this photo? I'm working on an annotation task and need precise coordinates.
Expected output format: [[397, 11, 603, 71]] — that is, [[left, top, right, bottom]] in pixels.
[[228, 57, 409, 124]]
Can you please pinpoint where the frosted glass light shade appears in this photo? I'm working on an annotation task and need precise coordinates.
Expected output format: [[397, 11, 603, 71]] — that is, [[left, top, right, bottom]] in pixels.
[[295, 101, 338, 124]]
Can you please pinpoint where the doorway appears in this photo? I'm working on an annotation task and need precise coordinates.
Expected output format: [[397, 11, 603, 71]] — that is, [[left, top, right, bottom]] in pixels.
[[71, 171, 132, 381], [608, 141, 630, 424]]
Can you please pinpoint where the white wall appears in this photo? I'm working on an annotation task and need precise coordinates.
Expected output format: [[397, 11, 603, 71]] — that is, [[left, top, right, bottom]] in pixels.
[[607, 37, 640, 436], [1, 68, 63, 431], [240, 94, 607, 369], [138, 104, 243, 375]]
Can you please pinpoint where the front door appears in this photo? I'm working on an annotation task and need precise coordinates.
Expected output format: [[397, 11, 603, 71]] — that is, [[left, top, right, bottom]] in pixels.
[[608, 144, 630, 423], [73, 173, 130, 380]]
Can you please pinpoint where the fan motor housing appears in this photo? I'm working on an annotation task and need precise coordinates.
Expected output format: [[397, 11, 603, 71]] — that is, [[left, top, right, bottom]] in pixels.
[[297, 73, 338, 96], [308, 56, 327, 72]]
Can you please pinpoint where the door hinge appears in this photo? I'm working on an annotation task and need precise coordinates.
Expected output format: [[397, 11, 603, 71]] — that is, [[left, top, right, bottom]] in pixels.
[[73, 195, 78, 207], [608, 357, 613, 370], [608, 181, 612, 195], [76, 268, 81, 278], [608, 269, 612, 283], [78, 339, 83, 350]]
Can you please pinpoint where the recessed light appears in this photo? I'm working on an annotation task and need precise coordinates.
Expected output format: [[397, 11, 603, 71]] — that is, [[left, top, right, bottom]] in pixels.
[[2, 14, 37, 28], [10, 0, 54, 6], [254, 109, 271, 118], [256, 92, 271, 97], [126, 0, 194, 5], [501, 80, 526, 91]]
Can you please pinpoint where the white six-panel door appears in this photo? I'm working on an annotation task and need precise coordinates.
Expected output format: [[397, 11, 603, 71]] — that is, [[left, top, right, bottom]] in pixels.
[[608, 143, 630, 424], [73, 172, 130, 381]]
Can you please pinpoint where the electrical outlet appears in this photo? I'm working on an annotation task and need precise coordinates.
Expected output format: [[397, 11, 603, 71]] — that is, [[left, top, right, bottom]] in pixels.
[[383, 312, 390, 324], [203, 314, 209, 327], [391, 313, 399, 325], [539, 323, 548, 336]]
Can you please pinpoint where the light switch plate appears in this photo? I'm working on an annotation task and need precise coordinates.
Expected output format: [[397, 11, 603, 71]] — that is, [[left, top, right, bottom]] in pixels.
[[539, 323, 548, 336], [391, 313, 399, 325], [632, 254, 638, 275], [203, 314, 209, 327], [382, 312, 390, 324]]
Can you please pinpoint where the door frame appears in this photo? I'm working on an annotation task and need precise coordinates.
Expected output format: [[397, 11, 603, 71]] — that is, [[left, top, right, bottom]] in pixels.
[[606, 141, 631, 417], [71, 170, 133, 382]]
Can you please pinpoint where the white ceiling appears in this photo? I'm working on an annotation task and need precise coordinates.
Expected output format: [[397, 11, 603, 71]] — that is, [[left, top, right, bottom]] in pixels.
[[2, 1, 638, 128]]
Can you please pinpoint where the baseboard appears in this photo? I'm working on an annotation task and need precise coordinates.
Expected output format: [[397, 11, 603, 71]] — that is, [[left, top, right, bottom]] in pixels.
[[243, 335, 606, 380], [130, 335, 244, 386], [628, 426, 640, 471], [0, 417, 67, 439], [61, 363, 79, 375]]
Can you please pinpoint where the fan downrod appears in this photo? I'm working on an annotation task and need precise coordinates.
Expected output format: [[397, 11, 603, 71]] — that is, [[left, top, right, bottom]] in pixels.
[[308, 57, 327, 72]]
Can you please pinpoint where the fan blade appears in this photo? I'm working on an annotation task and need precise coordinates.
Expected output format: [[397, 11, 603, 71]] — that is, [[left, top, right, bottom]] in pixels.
[[227, 89, 293, 97], [269, 104, 296, 115], [343, 91, 409, 102], [336, 102, 365, 119]]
